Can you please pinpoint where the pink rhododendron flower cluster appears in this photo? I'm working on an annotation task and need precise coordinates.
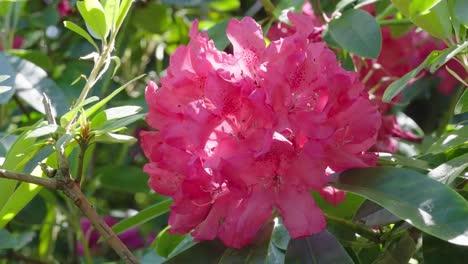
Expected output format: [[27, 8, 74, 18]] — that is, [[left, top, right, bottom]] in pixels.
[[141, 13, 381, 248]]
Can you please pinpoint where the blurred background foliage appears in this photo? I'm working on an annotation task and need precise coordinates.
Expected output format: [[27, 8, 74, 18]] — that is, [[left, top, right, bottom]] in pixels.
[[0, 0, 467, 263]]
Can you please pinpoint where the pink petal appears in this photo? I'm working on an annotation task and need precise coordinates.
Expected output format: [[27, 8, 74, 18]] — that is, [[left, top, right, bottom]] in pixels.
[[275, 189, 326, 238]]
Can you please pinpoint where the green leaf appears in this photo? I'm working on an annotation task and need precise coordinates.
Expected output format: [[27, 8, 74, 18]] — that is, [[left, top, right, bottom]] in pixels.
[[382, 50, 441, 102], [452, 0, 468, 27], [115, 0, 133, 33], [408, 0, 442, 17], [455, 89, 468, 115], [6, 49, 53, 72], [26, 124, 63, 139], [60, 96, 99, 127], [423, 233, 468, 264], [63, 21, 99, 50], [94, 113, 145, 135], [428, 152, 468, 185], [373, 233, 416, 264], [378, 153, 430, 170], [164, 240, 226, 264], [353, 200, 400, 227], [76, 0, 109, 39], [313, 192, 364, 220], [328, 9, 382, 58], [0, 164, 47, 228], [206, 19, 230, 50], [429, 41, 468, 73], [0, 230, 35, 250], [219, 222, 274, 263], [0, 121, 43, 211], [0, 53, 16, 104], [94, 132, 136, 144], [103, 0, 120, 32], [392, 0, 452, 39], [154, 226, 188, 258], [4, 53, 68, 116], [132, 3, 170, 34], [285, 230, 354, 264], [112, 199, 172, 235], [90, 105, 142, 129], [427, 126, 468, 153], [330, 167, 468, 246], [97, 165, 149, 193], [84, 74, 144, 118]]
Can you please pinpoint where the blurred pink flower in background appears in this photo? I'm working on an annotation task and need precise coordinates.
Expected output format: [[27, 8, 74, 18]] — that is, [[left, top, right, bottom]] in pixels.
[[141, 12, 380, 248], [0, 36, 25, 50], [57, 0, 73, 17], [78, 217, 145, 256]]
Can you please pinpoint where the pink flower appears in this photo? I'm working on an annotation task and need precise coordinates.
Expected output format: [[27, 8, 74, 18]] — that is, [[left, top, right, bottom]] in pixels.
[[141, 13, 380, 248], [57, 0, 73, 17], [267, 1, 324, 42]]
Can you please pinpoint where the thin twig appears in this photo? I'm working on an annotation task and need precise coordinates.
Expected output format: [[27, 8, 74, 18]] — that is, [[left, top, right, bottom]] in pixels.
[[0, 169, 57, 189]]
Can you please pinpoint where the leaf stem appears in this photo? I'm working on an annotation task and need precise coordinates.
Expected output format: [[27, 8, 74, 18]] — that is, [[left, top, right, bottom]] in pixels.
[[378, 18, 412, 26], [325, 214, 381, 243], [260, 0, 275, 16]]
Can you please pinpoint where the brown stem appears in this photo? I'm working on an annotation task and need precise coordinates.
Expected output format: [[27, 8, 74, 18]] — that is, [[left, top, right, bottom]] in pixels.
[[60, 179, 139, 264], [0, 168, 139, 263], [310, 0, 325, 24], [0, 169, 57, 189]]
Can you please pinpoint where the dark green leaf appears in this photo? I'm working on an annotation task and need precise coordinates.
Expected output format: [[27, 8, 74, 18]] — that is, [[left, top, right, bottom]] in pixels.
[[429, 41, 468, 73], [427, 126, 468, 153], [328, 9, 382, 58], [428, 152, 468, 184], [164, 240, 226, 264], [383, 51, 441, 102], [97, 165, 150, 193], [112, 199, 172, 235], [330, 167, 468, 246], [285, 230, 354, 264], [373, 233, 416, 264], [423, 233, 468, 264], [353, 200, 400, 227], [218, 222, 274, 264], [132, 3, 170, 34], [455, 89, 468, 115]]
